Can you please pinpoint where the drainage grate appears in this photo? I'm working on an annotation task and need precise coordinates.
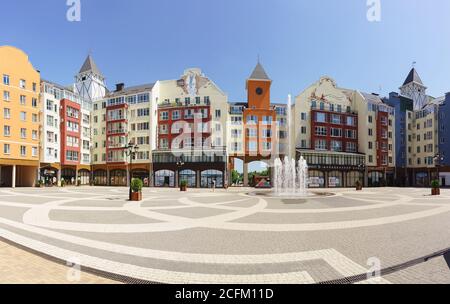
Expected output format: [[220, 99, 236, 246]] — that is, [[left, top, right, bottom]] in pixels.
[[318, 247, 450, 284]]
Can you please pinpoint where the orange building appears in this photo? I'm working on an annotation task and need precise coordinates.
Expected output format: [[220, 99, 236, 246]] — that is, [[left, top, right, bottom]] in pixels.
[[241, 62, 276, 186], [0, 46, 41, 187]]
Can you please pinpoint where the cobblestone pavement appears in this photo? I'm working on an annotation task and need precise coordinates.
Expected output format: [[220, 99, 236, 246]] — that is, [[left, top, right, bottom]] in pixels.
[[0, 187, 449, 284], [0, 239, 117, 284]]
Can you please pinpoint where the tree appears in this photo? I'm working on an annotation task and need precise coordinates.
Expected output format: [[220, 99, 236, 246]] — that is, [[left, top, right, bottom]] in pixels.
[[231, 170, 242, 185]]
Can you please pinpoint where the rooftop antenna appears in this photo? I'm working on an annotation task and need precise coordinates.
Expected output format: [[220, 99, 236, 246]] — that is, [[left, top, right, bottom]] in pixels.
[[412, 61, 417, 69]]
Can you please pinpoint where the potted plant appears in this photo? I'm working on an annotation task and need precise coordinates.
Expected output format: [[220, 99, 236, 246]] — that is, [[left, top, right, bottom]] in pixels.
[[60, 178, 66, 187], [131, 178, 143, 201], [36, 179, 44, 188], [180, 180, 188, 192], [431, 180, 440, 196], [77, 178, 81, 187], [355, 180, 363, 191]]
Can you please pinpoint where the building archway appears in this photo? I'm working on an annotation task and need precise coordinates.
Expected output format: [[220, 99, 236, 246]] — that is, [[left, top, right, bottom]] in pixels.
[[308, 170, 325, 188], [328, 171, 343, 188], [110, 169, 127, 186], [346, 171, 364, 188], [93, 170, 108, 186], [132, 169, 150, 187], [78, 169, 90, 185], [368, 171, 384, 187], [61, 168, 76, 185], [179, 169, 196, 187], [201, 170, 223, 188], [154, 170, 175, 187]]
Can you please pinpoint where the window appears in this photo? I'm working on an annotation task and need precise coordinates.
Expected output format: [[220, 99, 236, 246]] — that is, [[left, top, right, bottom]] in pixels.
[[247, 141, 257, 152], [3, 144, 10, 154], [3, 75, 10, 85], [315, 112, 326, 123], [346, 142, 357, 152], [4, 125, 10, 136], [137, 108, 150, 117], [32, 98, 37, 108], [32, 113, 38, 123], [301, 126, 307, 134], [346, 116, 356, 126], [247, 128, 258, 137], [32, 130, 38, 140], [331, 140, 342, 152], [262, 142, 272, 150], [368, 142, 373, 150], [330, 128, 342, 137], [331, 114, 341, 124], [32, 83, 37, 92], [160, 111, 169, 120], [315, 139, 327, 150], [368, 116, 373, 123], [20, 95, 26, 105], [368, 129, 373, 136], [172, 110, 180, 120], [32, 147, 38, 157], [262, 129, 272, 138], [315, 126, 327, 136], [345, 130, 356, 139], [215, 109, 221, 118], [3, 108, 10, 119], [262, 116, 272, 125], [20, 111, 26, 121], [19, 79, 26, 89], [3, 91, 10, 101], [66, 151, 79, 161], [301, 113, 307, 120], [247, 115, 258, 124], [20, 146, 26, 157]]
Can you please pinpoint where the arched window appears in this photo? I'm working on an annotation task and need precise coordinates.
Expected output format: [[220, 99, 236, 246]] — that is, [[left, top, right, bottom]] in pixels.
[[201, 170, 223, 188], [328, 171, 343, 188], [308, 170, 325, 188], [110, 169, 127, 186], [155, 170, 175, 187], [61, 168, 76, 185], [78, 169, 90, 185], [346, 171, 363, 188], [179, 169, 196, 187], [93, 170, 107, 186]]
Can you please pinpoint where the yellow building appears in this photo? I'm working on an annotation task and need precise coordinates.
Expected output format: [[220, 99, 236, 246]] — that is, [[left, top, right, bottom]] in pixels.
[[0, 46, 41, 187]]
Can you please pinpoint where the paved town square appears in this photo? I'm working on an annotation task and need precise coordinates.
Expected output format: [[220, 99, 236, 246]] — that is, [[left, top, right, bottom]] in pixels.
[[0, 187, 449, 284]]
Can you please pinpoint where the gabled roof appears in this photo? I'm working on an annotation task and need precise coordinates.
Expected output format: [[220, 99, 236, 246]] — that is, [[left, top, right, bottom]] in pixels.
[[106, 83, 155, 98], [79, 55, 103, 76], [248, 62, 270, 81], [403, 68, 423, 86]]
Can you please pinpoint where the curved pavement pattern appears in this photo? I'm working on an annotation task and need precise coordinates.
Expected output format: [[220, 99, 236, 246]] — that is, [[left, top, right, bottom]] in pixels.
[[0, 187, 449, 284]]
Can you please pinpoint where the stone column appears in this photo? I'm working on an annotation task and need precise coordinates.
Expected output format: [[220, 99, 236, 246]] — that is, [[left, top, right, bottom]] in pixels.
[[243, 162, 249, 187], [126, 167, 130, 187], [75, 168, 79, 186], [12, 165, 16, 188], [174, 170, 179, 188], [196, 170, 201, 188], [57, 169, 61, 187], [106, 169, 110, 186]]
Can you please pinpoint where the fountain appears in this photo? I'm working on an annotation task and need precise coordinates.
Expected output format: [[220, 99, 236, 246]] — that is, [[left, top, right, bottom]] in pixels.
[[273, 156, 309, 197], [271, 95, 310, 197]]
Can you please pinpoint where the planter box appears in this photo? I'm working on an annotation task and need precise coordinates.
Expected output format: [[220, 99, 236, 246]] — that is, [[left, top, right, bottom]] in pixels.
[[131, 192, 142, 201], [432, 188, 440, 196], [356, 186, 363, 191], [180, 186, 187, 192]]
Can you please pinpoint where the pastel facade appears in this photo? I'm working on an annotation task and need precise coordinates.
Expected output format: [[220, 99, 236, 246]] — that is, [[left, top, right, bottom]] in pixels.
[[1, 45, 450, 189], [0, 46, 40, 187]]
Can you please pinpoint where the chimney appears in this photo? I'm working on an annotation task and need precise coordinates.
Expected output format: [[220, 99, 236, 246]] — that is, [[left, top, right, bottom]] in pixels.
[[115, 83, 125, 92]]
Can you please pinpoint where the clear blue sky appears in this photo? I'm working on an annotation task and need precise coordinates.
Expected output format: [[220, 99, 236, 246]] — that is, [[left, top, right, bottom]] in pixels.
[[2, 0, 450, 103]]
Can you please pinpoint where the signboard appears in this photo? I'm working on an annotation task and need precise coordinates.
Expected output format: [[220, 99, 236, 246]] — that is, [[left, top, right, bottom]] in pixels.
[[328, 177, 341, 188], [309, 177, 324, 188]]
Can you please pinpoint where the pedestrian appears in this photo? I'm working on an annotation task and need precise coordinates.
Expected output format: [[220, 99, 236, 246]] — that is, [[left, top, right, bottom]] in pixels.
[[212, 179, 216, 192]]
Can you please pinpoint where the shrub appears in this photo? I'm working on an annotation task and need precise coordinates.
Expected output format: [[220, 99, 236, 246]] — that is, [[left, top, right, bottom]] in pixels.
[[60, 179, 66, 187], [180, 180, 188, 187], [131, 178, 143, 193], [431, 180, 440, 189], [355, 180, 362, 188]]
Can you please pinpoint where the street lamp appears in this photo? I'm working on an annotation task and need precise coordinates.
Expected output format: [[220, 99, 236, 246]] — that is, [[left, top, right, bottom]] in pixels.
[[126, 142, 139, 200], [176, 156, 185, 187], [434, 153, 444, 185]]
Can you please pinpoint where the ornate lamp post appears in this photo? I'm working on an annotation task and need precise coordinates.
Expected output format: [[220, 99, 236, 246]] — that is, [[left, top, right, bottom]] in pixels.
[[126, 142, 139, 200], [434, 153, 444, 185], [176, 156, 185, 187]]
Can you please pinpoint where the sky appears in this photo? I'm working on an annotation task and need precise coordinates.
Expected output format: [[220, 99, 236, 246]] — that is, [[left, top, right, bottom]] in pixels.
[[1, 0, 449, 172]]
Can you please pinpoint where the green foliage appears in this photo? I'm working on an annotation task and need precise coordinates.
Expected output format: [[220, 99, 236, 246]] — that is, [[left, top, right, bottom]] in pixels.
[[231, 170, 242, 184], [180, 180, 188, 187], [431, 180, 440, 189], [131, 178, 143, 192], [355, 180, 362, 187]]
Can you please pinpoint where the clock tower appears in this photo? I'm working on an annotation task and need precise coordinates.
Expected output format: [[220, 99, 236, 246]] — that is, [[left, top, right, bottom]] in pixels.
[[246, 61, 272, 109]]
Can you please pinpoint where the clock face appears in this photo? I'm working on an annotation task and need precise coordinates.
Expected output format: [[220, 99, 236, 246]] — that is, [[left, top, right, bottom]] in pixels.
[[256, 87, 263, 95]]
